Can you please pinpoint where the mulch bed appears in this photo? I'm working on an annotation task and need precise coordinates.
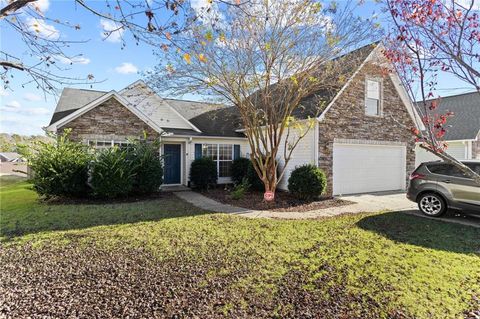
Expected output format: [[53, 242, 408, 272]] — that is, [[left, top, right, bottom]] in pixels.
[[199, 187, 354, 212]]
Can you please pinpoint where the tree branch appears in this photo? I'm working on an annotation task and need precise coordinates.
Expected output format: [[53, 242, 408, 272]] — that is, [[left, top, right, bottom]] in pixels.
[[0, 0, 36, 18]]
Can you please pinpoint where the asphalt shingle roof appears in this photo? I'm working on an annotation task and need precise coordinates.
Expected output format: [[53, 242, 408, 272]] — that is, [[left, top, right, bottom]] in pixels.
[[166, 99, 243, 137], [420, 92, 480, 140], [48, 43, 380, 138], [49, 88, 106, 125]]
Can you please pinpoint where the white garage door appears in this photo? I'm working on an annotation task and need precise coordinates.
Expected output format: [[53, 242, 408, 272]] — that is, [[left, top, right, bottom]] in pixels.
[[415, 142, 467, 167], [333, 143, 406, 195]]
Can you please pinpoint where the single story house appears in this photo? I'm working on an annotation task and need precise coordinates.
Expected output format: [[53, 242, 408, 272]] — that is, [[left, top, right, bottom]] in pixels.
[[415, 91, 480, 167], [47, 42, 420, 196]]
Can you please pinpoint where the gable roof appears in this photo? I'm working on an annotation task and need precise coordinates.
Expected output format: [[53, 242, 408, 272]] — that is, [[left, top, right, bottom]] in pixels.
[[420, 91, 480, 141], [0, 152, 21, 161], [47, 91, 165, 133], [119, 81, 201, 132], [167, 99, 244, 137], [47, 83, 242, 137], [47, 42, 409, 139], [242, 42, 381, 122], [49, 88, 106, 125]]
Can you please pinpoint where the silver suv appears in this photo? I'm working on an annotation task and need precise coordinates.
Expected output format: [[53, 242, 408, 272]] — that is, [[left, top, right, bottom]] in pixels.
[[407, 160, 480, 217]]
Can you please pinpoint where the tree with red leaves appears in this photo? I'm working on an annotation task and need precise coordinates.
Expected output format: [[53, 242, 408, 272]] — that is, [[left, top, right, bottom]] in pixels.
[[385, 0, 480, 184]]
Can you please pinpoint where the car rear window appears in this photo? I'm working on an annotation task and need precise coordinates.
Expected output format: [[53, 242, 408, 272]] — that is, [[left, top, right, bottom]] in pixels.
[[426, 163, 469, 178]]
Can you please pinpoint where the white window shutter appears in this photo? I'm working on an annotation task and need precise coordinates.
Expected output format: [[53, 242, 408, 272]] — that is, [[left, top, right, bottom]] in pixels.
[[367, 80, 380, 100]]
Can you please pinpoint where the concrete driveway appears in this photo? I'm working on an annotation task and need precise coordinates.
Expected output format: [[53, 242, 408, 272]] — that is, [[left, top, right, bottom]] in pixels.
[[338, 191, 417, 212]]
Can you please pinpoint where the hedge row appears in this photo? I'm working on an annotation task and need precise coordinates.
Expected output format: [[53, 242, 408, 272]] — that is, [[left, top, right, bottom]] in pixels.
[[25, 132, 163, 199]]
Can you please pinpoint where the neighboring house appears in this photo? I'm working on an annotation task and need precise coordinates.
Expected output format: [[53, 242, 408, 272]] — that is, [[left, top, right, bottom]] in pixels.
[[47, 42, 419, 196], [0, 152, 24, 163], [415, 92, 480, 167]]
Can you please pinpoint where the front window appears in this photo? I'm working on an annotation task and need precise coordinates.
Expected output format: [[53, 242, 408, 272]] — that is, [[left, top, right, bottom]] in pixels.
[[365, 79, 381, 116], [87, 140, 129, 150], [202, 144, 233, 178]]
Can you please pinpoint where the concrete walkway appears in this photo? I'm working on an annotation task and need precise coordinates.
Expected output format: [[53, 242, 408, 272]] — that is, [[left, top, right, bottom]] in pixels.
[[174, 190, 417, 219], [175, 190, 480, 227]]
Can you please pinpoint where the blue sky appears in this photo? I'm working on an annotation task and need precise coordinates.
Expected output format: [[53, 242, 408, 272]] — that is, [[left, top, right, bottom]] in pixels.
[[0, 0, 475, 136]]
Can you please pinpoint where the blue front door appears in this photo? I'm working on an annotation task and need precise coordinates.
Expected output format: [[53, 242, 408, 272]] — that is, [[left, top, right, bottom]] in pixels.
[[164, 144, 181, 184]]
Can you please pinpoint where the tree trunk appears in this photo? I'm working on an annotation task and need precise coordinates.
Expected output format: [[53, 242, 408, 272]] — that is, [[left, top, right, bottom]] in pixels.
[[263, 183, 276, 202], [261, 162, 277, 202]]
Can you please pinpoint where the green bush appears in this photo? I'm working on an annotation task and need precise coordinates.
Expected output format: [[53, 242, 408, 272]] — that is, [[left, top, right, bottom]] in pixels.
[[246, 162, 264, 191], [190, 157, 217, 189], [127, 140, 163, 194], [231, 157, 251, 185], [288, 164, 326, 200], [231, 157, 280, 191], [23, 131, 92, 198], [230, 177, 251, 200], [247, 158, 279, 191], [90, 147, 135, 198]]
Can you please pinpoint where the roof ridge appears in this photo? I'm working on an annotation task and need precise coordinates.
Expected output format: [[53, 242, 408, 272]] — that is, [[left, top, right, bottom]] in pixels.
[[164, 97, 226, 106], [419, 90, 479, 103], [63, 87, 108, 93]]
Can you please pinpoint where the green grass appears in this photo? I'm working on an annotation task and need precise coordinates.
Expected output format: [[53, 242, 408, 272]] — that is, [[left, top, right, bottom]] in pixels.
[[1, 177, 479, 318], [0, 177, 206, 239]]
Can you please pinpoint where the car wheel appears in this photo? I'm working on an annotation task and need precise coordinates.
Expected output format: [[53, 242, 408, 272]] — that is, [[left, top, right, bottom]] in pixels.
[[418, 193, 447, 217]]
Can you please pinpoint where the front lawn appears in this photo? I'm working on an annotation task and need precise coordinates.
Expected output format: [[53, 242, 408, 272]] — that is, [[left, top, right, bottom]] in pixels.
[[1, 177, 479, 318]]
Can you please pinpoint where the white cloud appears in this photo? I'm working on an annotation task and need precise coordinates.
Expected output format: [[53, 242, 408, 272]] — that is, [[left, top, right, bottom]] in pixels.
[[26, 17, 59, 40], [26, 107, 50, 115], [115, 62, 138, 74], [29, 0, 50, 13], [100, 19, 125, 43], [54, 55, 91, 65], [24, 93, 42, 102], [0, 104, 50, 116], [4, 100, 21, 109], [190, 0, 225, 25]]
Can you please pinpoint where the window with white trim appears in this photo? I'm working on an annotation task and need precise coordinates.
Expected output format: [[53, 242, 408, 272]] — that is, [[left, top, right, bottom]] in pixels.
[[365, 78, 382, 116], [87, 140, 130, 149], [202, 144, 233, 178]]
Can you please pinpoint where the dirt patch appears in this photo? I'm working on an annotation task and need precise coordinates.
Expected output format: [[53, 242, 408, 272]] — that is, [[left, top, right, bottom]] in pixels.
[[199, 187, 354, 212]]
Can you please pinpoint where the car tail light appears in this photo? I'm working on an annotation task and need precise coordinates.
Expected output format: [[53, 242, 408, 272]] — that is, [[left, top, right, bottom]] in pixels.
[[410, 173, 425, 181]]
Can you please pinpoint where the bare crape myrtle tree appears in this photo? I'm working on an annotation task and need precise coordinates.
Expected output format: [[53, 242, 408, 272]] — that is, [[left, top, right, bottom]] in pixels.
[[147, 0, 378, 200]]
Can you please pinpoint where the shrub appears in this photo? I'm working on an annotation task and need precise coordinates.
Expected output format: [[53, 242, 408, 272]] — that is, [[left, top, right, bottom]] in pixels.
[[127, 139, 163, 194], [247, 158, 279, 191], [231, 157, 251, 185], [288, 164, 327, 200], [23, 131, 92, 198], [90, 147, 135, 198], [230, 177, 251, 200], [189, 157, 217, 189], [246, 162, 264, 191]]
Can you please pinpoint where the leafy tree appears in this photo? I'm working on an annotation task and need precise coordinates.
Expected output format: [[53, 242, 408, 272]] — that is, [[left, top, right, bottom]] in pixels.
[[385, 0, 480, 184], [147, 0, 378, 200]]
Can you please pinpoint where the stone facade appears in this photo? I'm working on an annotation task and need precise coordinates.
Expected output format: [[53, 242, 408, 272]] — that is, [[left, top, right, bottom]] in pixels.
[[59, 97, 160, 142], [318, 62, 417, 195]]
